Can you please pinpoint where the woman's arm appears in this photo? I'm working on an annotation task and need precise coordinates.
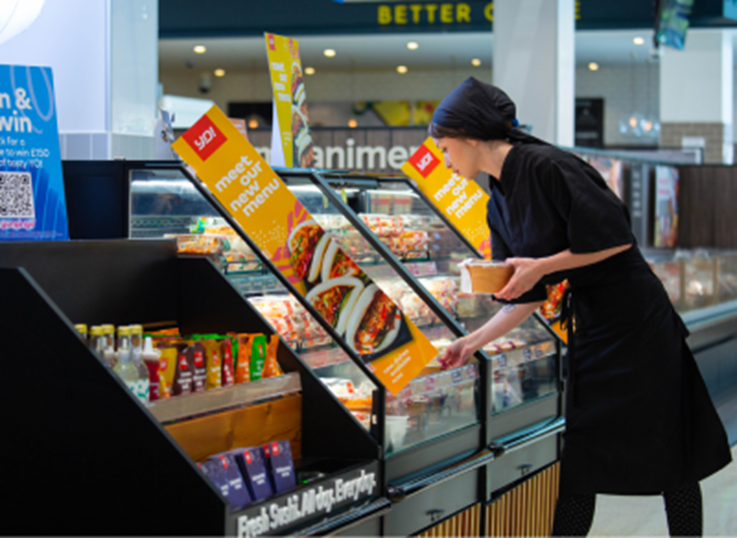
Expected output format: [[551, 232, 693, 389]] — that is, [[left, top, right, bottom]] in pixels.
[[495, 243, 632, 301], [441, 301, 544, 368]]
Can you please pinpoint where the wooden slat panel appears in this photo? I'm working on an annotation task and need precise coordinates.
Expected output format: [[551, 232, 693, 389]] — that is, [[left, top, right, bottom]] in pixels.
[[418, 504, 480, 538], [486, 463, 560, 537], [165, 394, 302, 462]]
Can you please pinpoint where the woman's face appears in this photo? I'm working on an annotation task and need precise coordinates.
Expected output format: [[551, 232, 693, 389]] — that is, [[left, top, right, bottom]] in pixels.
[[433, 136, 480, 178]]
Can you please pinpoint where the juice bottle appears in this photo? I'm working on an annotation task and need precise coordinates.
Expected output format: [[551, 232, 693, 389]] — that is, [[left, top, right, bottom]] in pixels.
[[130, 327, 150, 404]]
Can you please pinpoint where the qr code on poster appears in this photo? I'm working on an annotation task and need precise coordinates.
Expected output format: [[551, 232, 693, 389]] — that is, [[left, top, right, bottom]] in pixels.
[[0, 172, 35, 218]]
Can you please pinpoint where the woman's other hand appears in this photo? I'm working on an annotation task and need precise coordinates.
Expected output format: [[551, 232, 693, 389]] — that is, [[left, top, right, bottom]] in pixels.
[[495, 257, 545, 301], [440, 337, 475, 369]]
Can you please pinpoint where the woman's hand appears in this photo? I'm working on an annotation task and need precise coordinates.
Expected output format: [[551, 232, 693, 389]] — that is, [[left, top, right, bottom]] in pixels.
[[440, 336, 476, 370], [495, 257, 546, 301]]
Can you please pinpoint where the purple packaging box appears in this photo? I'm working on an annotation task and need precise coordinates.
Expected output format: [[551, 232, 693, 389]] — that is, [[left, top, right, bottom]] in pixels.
[[198, 460, 229, 499], [208, 453, 252, 510], [263, 441, 296, 494], [234, 446, 274, 501]]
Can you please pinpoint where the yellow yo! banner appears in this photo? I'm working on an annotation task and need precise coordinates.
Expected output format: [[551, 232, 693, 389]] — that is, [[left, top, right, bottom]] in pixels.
[[402, 138, 491, 259], [265, 33, 315, 169], [173, 106, 437, 395]]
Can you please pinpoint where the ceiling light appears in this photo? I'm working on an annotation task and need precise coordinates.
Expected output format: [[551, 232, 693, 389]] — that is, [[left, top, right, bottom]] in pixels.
[[471, 58, 481, 67], [629, 116, 637, 128], [248, 119, 258, 129], [348, 119, 358, 128], [305, 67, 315, 75], [633, 37, 645, 45], [214, 69, 225, 77], [396, 65, 408, 74], [323, 49, 336, 58], [407, 41, 419, 50], [193, 45, 206, 54], [588, 62, 599, 71]]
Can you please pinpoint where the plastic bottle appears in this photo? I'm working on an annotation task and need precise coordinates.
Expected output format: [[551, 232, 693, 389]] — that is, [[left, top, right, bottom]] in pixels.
[[117, 325, 132, 352], [131, 331, 150, 404], [114, 348, 142, 402], [102, 324, 117, 368], [141, 336, 162, 401], [90, 326, 105, 356], [75, 324, 88, 341], [130, 325, 143, 354]]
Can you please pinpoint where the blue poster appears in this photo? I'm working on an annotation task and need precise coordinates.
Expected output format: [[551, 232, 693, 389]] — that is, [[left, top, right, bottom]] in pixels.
[[0, 64, 68, 241]]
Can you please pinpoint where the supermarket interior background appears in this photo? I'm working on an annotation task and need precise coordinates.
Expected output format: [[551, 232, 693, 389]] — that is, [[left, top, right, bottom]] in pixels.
[[3, 0, 737, 535]]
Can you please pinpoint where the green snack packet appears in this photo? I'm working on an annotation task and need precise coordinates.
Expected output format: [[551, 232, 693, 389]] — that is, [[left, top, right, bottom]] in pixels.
[[250, 334, 268, 381]]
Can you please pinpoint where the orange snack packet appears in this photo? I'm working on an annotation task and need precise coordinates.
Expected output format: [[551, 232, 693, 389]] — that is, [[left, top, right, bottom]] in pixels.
[[262, 334, 282, 378], [236, 334, 253, 384]]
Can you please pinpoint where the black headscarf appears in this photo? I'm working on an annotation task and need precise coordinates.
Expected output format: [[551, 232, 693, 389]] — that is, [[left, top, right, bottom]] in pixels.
[[431, 77, 548, 145]]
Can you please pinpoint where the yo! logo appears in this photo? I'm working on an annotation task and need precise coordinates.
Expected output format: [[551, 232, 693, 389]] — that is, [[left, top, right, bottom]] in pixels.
[[408, 145, 440, 178], [183, 115, 227, 161]]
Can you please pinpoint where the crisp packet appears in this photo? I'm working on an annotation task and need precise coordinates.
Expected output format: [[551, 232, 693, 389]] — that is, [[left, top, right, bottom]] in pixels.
[[202, 338, 223, 391], [222, 337, 235, 387], [236, 334, 253, 384], [250, 334, 268, 381], [262, 334, 281, 378], [189, 341, 208, 393]]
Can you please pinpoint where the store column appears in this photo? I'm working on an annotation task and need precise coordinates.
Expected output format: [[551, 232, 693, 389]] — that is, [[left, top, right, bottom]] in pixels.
[[659, 29, 734, 164], [0, 0, 158, 160], [492, 0, 575, 146]]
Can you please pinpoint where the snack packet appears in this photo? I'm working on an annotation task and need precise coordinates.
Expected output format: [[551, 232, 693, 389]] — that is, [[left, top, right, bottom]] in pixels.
[[235, 447, 274, 501], [172, 345, 194, 396], [189, 342, 208, 393], [262, 334, 282, 378], [263, 441, 296, 494], [202, 338, 223, 391], [222, 337, 235, 387], [250, 334, 268, 381], [236, 334, 253, 384], [209, 453, 252, 510]]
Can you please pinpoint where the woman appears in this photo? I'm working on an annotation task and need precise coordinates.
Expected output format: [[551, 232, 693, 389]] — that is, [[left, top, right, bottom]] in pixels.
[[435, 77, 731, 536]]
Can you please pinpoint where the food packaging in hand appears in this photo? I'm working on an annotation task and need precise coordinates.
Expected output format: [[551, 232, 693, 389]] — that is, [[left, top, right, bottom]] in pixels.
[[459, 259, 514, 294]]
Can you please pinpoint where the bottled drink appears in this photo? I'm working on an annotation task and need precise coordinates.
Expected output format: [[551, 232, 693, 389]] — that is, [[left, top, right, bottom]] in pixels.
[[130, 325, 143, 354], [102, 325, 117, 368], [114, 348, 143, 402], [117, 325, 132, 352], [90, 326, 106, 356], [75, 324, 88, 341], [131, 345, 150, 405]]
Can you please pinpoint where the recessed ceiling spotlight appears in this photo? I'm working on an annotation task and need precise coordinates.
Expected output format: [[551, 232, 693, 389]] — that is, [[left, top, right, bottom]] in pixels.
[[214, 69, 225, 77], [193, 45, 206, 54], [305, 67, 316, 75], [471, 58, 482, 67], [407, 41, 419, 50], [324, 49, 336, 58], [396, 65, 408, 74], [633, 37, 645, 45], [348, 119, 358, 128], [248, 119, 259, 129], [588, 62, 599, 71]]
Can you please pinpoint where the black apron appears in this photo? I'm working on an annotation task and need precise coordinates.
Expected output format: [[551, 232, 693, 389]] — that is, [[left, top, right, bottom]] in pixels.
[[488, 142, 732, 495]]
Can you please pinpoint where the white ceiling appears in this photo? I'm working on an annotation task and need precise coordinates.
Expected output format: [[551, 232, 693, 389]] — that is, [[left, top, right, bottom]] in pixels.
[[159, 29, 668, 73]]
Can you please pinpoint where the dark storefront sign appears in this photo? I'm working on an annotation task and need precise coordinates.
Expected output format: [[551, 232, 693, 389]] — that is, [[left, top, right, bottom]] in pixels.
[[575, 98, 604, 149], [160, 0, 737, 38]]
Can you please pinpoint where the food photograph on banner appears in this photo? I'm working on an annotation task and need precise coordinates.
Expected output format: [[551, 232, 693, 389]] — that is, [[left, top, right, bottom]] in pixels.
[[173, 106, 438, 395], [654, 165, 679, 248], [265, 33, 315, 169], [0, 64, 68, 241]]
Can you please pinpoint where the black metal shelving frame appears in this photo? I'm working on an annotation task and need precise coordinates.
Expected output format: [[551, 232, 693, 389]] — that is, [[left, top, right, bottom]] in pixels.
[[0, 240, 385, 536]]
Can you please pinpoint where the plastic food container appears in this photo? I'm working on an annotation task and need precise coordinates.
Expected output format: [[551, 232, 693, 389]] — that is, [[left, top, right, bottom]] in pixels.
[[459, 259, 514, 294]]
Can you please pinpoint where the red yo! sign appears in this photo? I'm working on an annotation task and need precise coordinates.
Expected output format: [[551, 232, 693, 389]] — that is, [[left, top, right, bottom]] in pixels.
[[408, 146, 440, 179], [183, 115, 227, 161], [244, 450, 252, 465], [271, 442, 280, 456], [178, 355, 188, 371]]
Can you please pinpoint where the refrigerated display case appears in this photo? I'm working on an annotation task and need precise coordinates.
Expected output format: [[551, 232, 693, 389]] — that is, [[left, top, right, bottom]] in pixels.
[[61, 160, 567, 535], [0, 240, 387, 536]]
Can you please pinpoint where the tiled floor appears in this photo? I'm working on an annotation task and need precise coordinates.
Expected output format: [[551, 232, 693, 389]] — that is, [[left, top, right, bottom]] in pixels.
[[589, 395, 737, 536]]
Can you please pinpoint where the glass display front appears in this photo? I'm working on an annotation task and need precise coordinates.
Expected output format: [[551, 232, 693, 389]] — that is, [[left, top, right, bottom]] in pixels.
[[645, 249, 737, 314], [130, 168, 484, 455]]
